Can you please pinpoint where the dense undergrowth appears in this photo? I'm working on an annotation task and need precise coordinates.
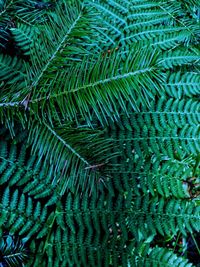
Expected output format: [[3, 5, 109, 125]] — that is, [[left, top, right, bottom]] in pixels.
[[0, 0, 200, 266]]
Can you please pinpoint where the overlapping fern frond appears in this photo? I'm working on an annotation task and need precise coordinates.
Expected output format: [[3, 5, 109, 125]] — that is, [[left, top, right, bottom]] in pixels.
[[28, 121, 116, 193], [0, 235, 28, 267], [0, 0, 199, 266]]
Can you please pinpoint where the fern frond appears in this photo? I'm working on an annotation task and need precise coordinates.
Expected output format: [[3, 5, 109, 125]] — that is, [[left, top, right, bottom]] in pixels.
[[159, 48, 200, 69], [131, 244, 193, 267], [140, 30, 192, 50], [0, 137, 58, 199], [88, 0, 199, 54], [109, 156, 193, 198], [31, 190, 133, 267], [85, 0, 128, 48], [165, 71, 200, 98], [0, 187, 48, 238], [0, 0, 96, 127], [28, 45, 163, 125], [14, 0, 55, 25], [130, 195, 200, 237], [27, 121, 115, 193], [109, 98, 200, 158], [28, 1, 95, 86], [10, 23, 39, 55], [158, 0, 200, 42], [0, 0, 199, 266], [0, 54, 26, 83], [122, 25, 187, 44], [0, 0, 14, 16], [0, 235, 28, 267]]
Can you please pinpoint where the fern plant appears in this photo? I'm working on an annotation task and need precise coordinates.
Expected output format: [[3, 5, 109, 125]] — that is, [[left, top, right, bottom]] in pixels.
[[0, 0, 200, 266]]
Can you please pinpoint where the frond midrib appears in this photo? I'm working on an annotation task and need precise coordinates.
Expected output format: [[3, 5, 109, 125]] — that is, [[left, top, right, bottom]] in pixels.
[[30, 13, 82, 90], [40, 122, 90, 166], [29, 67, 156, 104], [4, 251, 26, 259], [115, 136, 200, 140]]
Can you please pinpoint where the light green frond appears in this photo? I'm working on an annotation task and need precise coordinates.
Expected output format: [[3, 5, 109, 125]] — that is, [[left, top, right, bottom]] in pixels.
[[10, 23, 39, 55], [27, 121, 115, 193], [132, 245, 194, 267], [130, 196, 200, 237], [165, 71, 200, 98], [29, 46, 163, 125], [159, 48, 200, 69]]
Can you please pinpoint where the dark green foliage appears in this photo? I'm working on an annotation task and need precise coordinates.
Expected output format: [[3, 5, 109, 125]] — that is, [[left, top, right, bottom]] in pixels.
[[0, 235, 28, 267], [0, 0, 199, 266], [131, 244, 194, 266], [108, 98, 200, 158]]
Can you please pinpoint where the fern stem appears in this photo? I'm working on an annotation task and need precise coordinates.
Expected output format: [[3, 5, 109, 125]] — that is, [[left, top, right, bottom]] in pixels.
[[134, 111, 199, 115], [29, 67, 155, 104], [191, 233, 200, 255], [173, 231, 181, 253], [0, 101, 21, 107], [4, 252, 26, 258], [43, 122, 90, 166], [0, 13, 82, 108]]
